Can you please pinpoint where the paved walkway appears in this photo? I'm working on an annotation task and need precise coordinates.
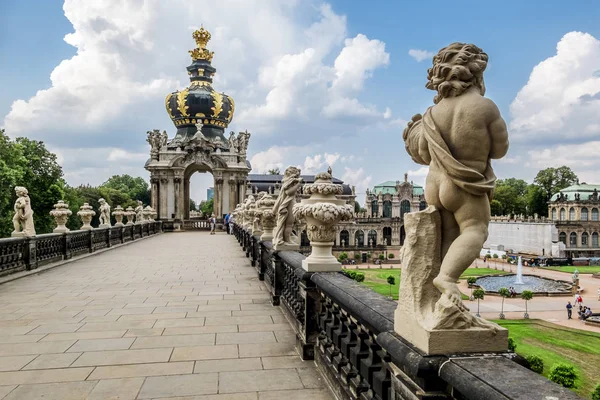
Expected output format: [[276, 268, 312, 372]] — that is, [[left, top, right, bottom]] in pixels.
[[0, 232, 333, 400]]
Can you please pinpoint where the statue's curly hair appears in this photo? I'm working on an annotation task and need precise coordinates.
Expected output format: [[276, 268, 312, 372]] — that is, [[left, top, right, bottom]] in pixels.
[[15, 186, 28, 196], [284, 166, 301, 178], [426, 43, 488, 104]]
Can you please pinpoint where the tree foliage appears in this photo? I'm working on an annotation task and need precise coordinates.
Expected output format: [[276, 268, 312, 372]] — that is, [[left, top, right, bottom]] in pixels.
[[200, 198, 214, 216], [534, 166, 578, 202], [526, 355, 544, 374], [267, 168, 280, 175]]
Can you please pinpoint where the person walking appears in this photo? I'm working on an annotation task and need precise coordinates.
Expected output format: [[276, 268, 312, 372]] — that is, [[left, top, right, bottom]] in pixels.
[[224, 213, 230, 234], [566, 301, 573, 320], [210, 214, 216, 235]]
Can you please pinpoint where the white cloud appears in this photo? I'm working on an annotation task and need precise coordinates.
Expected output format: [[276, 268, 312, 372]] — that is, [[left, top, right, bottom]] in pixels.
[[2, 1, 392, 186], [407, 166, 429, 187], [509, 31, 600, 143], [341, 167, 372, 203], [249, 145, 307, 174], [331, 34, 390, 93], [408, 49, 434, 62], [303, 152, 340, 174], [526, 141, 600, 184]]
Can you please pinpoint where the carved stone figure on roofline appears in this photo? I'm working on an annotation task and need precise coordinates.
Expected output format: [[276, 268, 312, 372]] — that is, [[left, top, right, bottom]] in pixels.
[[135, 201, 145, 224], [12, 186, 36, 237], [397, 42, 510, 354], [272, 166, 302, 251]]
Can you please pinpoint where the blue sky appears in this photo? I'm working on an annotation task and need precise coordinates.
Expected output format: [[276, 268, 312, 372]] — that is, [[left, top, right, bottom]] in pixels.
[[1, 0, 599, 202]]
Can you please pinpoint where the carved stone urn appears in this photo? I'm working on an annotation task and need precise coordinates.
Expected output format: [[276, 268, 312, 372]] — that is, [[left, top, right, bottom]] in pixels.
[[125, 206, 135, 225], [112, 205, 125, 227], [143, 206, 154, 222], [256, 194, 276, 242], [293, 170, 354, 272], [77, 203, 96, 231], [50, 200, 72, 233], [244, 197, 256, 231]]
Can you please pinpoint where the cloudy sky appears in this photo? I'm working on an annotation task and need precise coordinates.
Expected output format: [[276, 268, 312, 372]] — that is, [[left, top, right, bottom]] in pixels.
[[1, 0, 599, 203]]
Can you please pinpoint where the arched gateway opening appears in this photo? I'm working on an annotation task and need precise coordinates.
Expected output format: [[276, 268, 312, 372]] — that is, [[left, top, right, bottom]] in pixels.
[[145, 28, 251, 223]]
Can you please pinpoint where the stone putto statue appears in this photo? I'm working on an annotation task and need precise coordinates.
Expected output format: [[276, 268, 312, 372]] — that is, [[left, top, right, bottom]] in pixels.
[[147, 129, 168, 160], [98, 198, 111, 228], [12, 186, 36, 237], [397, 43, 509, 354], [272, 166, 302, 251], [135, 201, 145, 224]]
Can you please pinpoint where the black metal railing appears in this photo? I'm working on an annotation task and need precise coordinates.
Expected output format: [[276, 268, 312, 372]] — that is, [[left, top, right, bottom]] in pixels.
[[0, 222, 163, 278], [232, 222, 583, 400]]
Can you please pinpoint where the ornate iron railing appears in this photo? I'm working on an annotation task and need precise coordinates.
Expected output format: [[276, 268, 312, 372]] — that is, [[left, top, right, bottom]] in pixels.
[[233, 222, 583, 400], [35, 233, 65, 266], [0, 237, 27, 276], [0, 222, 163, 278]]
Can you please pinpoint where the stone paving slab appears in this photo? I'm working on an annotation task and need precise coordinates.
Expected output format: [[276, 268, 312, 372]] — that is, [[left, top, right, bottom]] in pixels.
[[0, 232, 333, 399]]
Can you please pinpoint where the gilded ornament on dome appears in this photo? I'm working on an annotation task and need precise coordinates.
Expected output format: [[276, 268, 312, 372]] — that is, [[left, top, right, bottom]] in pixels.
[[176, 89, 189, 117], [165, 93, 174, 119], [189, 28, 214, 62], [227, 96, 235, 122], [211, 91, 223, 118], [195, 113, 205, 117]]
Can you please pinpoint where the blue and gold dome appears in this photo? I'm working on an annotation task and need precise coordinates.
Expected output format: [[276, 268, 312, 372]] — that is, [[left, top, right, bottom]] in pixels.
[[165, 28, 235, 147]]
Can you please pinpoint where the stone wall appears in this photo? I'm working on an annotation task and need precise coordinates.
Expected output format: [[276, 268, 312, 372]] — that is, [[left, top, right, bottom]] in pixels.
[[484, 221, 557, 256]]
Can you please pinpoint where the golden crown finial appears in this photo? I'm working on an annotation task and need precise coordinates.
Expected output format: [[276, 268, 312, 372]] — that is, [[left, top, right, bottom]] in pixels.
[[192, 27, 211, 49], [189, 27, 214, 62]]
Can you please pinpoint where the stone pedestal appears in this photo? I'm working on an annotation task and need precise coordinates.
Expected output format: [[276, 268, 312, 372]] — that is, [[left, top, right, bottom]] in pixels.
[[394, 206, 507, 355], [302, 242, 341, 272], [274, 242, 300, 252]]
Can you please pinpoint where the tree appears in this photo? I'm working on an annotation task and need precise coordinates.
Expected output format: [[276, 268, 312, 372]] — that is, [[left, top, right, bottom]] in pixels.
[[101, 175, 150, 205], [189, 198, 197, 211], [354, 201, 361, 214], [521, 290, 533, 319], [534, 166, 578, 202], [387, 275, 396, 297], [526, 184, 547, 217], [490, 199, 503, 216], [15, 137, 65, 234], [337, 252, 348, 263], [493, 178, 528, 216], [267, 168, 280, 175], [0, 130, 28, 237], [473, 288, 485, 317], [200, 198, 214, 216], [526, 355, 544, 374], [498, 287, 511, 319], [467, 277, 477, 300]]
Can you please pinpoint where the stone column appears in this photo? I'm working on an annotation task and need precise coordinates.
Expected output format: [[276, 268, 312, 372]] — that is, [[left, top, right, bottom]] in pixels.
[[214, 177, 224, 218], [183, 178, 190, 220], [151, 177, 159, 211], [160, 178, 168, 219], [174, 177, 181, 220], [378, 200, 384, 217], [229, 176, 237, 215]]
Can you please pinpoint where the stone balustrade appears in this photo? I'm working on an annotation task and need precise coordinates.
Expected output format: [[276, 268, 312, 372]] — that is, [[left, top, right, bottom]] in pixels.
[[0, 222, 163, 278], [232, 222, 582, 400]]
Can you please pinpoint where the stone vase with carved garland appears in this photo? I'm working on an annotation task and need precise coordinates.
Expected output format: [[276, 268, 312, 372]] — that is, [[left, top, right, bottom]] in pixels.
[[77, 203, 96, 231], [50, 200, 72, 233], [112, 205, 125, 227], [125, 206, 135, 225], [293, 171, 354, 272], [256, 194, 276, 242]]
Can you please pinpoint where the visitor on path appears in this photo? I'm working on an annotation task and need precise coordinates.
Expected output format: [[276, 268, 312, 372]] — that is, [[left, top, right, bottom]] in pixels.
[[224, 213, 230, 234], [597, 288, 600, 301], [575, 293, 583, 306], [583, 307, 593, 320], [566, 301, 573, 319], [579, 306, 587, 320], [210, 214, 216, 235], [228, 214, 234, 234]]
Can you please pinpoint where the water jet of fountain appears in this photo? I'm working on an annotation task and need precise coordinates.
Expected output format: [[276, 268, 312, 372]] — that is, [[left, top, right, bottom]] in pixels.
[[514, 256, 524, 285]]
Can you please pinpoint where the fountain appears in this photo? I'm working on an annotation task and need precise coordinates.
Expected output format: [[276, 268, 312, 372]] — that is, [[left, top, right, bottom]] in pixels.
[[514, 256, 524, 285]]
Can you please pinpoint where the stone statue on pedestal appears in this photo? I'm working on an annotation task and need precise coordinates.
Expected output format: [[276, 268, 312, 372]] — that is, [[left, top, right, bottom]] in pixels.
[[12, 186, 36, 237], [272, 166, 302, 251], [397, 42, 509, 354], [135, 201, 145, 224], [98, 198, 111, 228]]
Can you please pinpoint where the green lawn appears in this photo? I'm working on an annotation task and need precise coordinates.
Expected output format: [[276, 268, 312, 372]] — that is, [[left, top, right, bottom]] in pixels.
[[495, 319, 600, 398], [542, 266, 600, 274], [350, 268, 495, 300]]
